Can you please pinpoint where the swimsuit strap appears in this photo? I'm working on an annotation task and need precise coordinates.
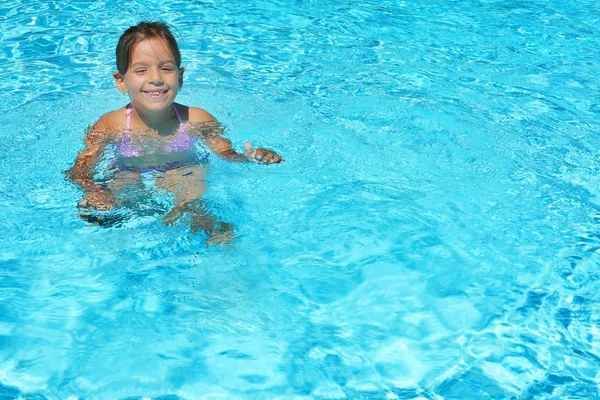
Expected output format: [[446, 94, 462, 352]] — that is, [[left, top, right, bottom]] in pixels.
[[125, 104, 132, 134], [172, 104, 185, 133], [172, 104, 183, 123], [125, 104, 183, 132]]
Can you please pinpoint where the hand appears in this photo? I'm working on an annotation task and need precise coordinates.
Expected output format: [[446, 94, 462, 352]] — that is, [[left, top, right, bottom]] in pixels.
[[78, 187, 114, 211], [244, 142, 284, 164]]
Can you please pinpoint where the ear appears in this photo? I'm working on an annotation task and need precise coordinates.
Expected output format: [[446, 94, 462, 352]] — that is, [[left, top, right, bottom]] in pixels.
[[113, 72, 128, 94], [178, 68, 185, 89]]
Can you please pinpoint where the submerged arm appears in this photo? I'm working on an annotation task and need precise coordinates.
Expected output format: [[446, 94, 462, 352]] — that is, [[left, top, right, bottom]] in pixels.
[[67, 124, 116, 210], [189, 120, 249, 162], [190, 121, 284, 164], [209, 135, 252, 162], [68, 127, 110, 190]]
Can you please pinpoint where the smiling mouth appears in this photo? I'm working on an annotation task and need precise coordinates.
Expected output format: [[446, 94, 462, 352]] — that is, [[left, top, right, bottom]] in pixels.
[[143, 90, 168, 98]]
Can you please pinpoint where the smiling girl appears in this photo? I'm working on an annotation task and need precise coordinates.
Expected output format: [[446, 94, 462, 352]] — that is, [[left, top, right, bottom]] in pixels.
[[68, 22, 283, 243]]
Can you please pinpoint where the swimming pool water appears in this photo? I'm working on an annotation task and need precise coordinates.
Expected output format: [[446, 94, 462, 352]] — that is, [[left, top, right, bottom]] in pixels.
[[1, 0, 600, 398]]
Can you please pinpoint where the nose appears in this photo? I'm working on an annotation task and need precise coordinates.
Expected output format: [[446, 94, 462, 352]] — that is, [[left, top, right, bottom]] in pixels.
[[148, 68, 164, 85]]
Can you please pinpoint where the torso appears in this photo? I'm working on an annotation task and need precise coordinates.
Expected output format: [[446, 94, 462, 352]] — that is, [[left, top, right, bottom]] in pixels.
[[107, 104, 212, 170]]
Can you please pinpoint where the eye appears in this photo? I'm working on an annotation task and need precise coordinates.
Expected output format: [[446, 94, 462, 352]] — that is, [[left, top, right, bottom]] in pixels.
[[135, 69, 147, 74], [161, 67, 174, 72]]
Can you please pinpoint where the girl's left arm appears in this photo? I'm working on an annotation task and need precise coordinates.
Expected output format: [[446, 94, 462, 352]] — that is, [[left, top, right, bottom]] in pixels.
[[188, 108, 284, 164]]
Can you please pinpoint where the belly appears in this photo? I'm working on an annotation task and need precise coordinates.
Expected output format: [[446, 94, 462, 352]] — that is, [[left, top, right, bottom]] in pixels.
[[117, 149, 198, 169]]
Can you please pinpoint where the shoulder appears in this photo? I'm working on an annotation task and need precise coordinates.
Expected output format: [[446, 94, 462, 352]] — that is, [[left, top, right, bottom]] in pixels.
[[94, 107, 127, 130], [175, 104, 217, 123], [87, 107, 127, 139]]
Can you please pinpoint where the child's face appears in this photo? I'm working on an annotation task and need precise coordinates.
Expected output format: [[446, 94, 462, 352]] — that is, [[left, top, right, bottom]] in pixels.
[[115, 37, 184, 113]]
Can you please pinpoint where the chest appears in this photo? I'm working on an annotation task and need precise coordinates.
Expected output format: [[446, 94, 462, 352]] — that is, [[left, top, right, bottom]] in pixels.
[[119, 128, 194, 156]]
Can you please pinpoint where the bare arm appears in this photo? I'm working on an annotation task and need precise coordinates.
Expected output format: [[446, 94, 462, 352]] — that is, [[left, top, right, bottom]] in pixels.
[[67, 118, 117, 210], [187, 108, 284, 164], [204, 129, 250, 162], [68, 125, 112, 189]]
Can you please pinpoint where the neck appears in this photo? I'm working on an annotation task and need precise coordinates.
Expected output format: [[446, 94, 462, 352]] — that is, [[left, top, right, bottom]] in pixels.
[[132, 104, 176, 129]]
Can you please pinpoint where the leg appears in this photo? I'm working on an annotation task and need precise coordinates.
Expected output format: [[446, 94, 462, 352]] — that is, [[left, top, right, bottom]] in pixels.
[[78, 170, 142, 226], [155, 165, 234, 244], [106, 170, 144, 206], [156, 164, 206, 224]]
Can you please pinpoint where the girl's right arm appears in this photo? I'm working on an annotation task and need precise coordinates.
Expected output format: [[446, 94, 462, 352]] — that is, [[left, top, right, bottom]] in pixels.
[[67, 118, 116, 210]]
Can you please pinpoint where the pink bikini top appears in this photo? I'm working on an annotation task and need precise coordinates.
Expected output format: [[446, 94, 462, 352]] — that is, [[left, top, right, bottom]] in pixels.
[[118, 104, 194, 157]]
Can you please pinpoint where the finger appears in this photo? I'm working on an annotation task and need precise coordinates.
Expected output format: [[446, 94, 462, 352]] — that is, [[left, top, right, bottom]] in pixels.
[[264, 152, 283, 164], [263, 152, 276, 164], [244, 142, 255, 160], [271, 152, 283, 164]]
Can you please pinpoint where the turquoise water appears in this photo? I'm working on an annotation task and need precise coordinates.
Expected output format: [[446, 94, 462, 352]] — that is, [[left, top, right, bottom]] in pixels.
[[1, 0, 600, 398]]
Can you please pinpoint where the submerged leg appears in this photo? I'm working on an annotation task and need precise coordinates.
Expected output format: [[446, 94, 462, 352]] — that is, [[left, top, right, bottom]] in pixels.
[[78, 170, 143, 226], [156, 165, 234, 244], [106, 170, 144, 206]]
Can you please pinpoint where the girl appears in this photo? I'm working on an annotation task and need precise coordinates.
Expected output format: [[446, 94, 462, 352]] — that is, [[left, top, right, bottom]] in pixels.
[[68, 22, 283, 241]]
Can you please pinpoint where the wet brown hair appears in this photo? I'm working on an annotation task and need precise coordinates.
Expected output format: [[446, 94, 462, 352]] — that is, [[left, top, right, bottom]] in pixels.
[[116, 21, 181, 74]]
